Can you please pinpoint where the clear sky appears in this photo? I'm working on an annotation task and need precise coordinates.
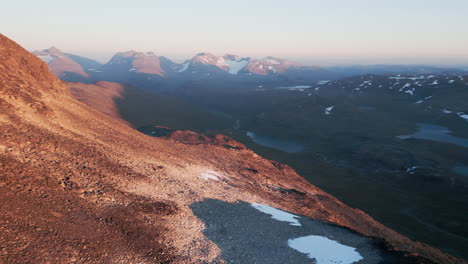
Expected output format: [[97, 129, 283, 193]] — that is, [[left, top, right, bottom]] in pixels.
[[1, 0, 467, 66]]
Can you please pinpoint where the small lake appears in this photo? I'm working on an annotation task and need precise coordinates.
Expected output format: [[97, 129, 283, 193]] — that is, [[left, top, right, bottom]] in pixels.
[[246, 131, 305, 153], [397, 123, 468, 148], [454, 166, 468, 176]]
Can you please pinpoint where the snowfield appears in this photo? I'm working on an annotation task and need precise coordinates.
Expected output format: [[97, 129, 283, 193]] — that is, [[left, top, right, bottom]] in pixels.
[[225, 59, 249, 74], [288, 235, 363, 264], [250, 203, 302, 226]]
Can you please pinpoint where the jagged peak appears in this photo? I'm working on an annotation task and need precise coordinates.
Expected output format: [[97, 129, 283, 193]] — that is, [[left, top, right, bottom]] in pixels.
[[46, 46, 63, 54]]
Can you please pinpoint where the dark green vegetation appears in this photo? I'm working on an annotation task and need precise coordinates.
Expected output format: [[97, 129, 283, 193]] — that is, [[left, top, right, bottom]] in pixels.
[[114, 85, 232, 131], [113, 74, 468, 260]]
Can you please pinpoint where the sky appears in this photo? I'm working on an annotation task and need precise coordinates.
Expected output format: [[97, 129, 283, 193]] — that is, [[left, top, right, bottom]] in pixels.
[[1, 0, 468, 66]]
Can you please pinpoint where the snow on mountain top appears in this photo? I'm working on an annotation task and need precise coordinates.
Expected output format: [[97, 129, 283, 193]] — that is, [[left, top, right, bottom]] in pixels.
[[37, 55, 56, 64], [225, 58, 249, 74], [262, 57, 281, 65]]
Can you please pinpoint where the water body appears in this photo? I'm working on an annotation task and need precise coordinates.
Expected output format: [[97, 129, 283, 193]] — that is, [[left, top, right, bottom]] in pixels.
[[277, 85, 312, 90], [190, 199, 414, 264], [246, 131, 305, 153], [397, 123, 468, 148], [454, 166, 468, 176]]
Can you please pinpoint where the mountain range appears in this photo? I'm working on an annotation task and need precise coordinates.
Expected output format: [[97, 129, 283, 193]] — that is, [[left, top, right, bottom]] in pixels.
[[34, 47, 467, 90]]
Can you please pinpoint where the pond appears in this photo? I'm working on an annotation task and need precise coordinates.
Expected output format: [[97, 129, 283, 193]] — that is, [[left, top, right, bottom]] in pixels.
[[246, 131, 305, 153]]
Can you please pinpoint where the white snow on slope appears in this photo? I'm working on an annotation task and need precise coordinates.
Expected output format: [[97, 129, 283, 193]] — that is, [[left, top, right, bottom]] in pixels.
[[288, 235, 363, 264], [325, 106, 334, 115], [225, 59, 249, 74], [250, 203, 302, 226], [360, 80, 371, 87], [178, 62, 190, 72], [278, 85, 311, 90], [37, 55, 56, 64], [262, 58, 281, 65], [389, 76, 426, 80], [415, 96, 432, 104], [399, 83, 411, 92], [459, 114, 468, 121], [405, 88, 415, 95], [430, 80, 439, 85]]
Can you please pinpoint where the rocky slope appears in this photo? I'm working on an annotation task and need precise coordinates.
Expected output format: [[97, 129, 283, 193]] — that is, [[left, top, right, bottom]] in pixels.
[[0, 34, 463, 263]]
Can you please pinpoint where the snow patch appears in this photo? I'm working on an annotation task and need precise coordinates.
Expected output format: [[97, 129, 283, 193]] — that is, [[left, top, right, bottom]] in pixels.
[[405, 88, 415, 95], [325, 106, 334, 115], [415, 96, 432, 104], [278, 85, 311, 90], [178, 62, 190, 72], [459, 114, 468, 121], [359, 80, 371, 87], [262, 58, 281, 65], [37, 55, 56, 64], [225, 59, 249, 74], [250, 203, 301, 226], [406, 166, 418, 174], [399, 83, 411, 92], [389, 76, 425, 80], [288, 235, 363, 264]]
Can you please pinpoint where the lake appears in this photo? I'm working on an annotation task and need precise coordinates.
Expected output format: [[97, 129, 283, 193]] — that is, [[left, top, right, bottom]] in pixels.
[[454, 166, 468, 176], [397, 123, 468, 148]]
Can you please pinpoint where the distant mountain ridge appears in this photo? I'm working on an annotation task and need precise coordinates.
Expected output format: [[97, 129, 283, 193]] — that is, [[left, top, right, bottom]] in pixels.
[[34, 47, 338, 82], [34, 47, 468, 93]]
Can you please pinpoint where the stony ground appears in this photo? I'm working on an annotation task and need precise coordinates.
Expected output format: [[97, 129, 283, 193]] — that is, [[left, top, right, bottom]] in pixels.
[[0, 34, 463, 263]]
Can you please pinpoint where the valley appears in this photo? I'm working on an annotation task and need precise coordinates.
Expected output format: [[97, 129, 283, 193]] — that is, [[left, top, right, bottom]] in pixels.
[[90, 71, 468, 259]]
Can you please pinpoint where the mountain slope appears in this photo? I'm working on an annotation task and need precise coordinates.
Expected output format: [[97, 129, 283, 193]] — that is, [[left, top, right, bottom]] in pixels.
[[33, 47, 89, 81], [0, 34, 462, 263], [65, 53, 103, 73], [99, 51, 174, 76]]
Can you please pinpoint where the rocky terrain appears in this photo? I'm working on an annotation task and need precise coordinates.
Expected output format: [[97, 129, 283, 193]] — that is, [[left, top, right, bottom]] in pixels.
[[1, 34, 465, 263]]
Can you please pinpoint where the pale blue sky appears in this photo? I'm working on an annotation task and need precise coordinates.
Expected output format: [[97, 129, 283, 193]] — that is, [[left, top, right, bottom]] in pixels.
[[2, 0, 467, 66]]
